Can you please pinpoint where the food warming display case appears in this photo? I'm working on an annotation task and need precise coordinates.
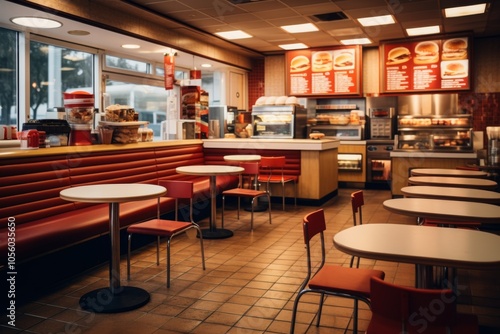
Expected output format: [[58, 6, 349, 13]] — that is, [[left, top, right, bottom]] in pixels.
[[251, 105, 307, 139], [395, 114, 473, 151]]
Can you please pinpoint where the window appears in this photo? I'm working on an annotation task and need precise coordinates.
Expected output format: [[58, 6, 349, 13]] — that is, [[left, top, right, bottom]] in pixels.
[[0, 28, 18, 126], [29, 38, 95, 120]]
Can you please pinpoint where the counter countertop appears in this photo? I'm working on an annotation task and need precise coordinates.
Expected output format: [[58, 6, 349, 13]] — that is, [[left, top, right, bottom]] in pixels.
[[391, 151, 477, 159], [203, 138, 340, 151]]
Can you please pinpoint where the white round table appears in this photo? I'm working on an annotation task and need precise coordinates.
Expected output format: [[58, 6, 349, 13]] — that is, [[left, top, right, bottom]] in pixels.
[[176, 165, 244, 239], [408, 176, 497, 190], [223, 154, 261, 163], [334, 224, 500, 288], [60, 183, 166, 313], [410, 168, 488, 178], [401, 186, 500, 204], [383, 198, 500, 224]]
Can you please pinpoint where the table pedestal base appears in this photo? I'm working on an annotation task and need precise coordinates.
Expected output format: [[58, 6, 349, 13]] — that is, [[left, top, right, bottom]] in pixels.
[[201, 228, 233, 239], [79, 286, 150, 313]]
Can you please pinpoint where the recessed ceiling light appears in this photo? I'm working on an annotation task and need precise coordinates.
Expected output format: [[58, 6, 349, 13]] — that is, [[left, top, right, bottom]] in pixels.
[[358, 15, 395, 27], [215, 30, 252, 40], [201, 63, 212, 68], [68, 30, 90, 36], [61, 67, 75, 71], [340, 38, 372, 45], [279, 43, 309, 50], [445, 3, 487, 18], [121, 44, 141, 49], [281, 23, 318, 33], [406, 25, 440, 36], [10, 16, 62, 29]]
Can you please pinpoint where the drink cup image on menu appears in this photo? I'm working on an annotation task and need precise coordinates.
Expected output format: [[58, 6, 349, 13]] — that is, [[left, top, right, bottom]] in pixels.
[[386, 46, 411, 65], [290, 55, 310, 73], [442, 38, 468, 60], [414, 41, 439, 64], [441, 60, 468, 78], [312, 51, 333, 72], [333, 51, 354, 69]]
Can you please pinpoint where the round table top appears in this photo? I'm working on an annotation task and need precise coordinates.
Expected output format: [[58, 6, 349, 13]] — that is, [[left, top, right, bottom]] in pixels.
[[60, 183, 166, 203], [383, 198, 500, 223], [333, 224, 500, 269], [408, 176, 497, 190], [411, 168, 488, 178], [176, 165, 244, 176], [223, 155, 261, 162], [401, 186, 500, 204]]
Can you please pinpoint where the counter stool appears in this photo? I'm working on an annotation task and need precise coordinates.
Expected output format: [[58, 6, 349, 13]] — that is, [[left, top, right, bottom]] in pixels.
[[127, 180, 205, 288]]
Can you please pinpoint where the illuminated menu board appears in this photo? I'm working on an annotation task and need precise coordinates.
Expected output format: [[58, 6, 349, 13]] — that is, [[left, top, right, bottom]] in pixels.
[[380, 35, 471, 93], [286, 45, 362, 96]]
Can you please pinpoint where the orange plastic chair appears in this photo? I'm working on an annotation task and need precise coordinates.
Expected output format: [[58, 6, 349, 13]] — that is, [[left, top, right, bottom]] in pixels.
[[290, 209, 385, 334], [258, 156, 298, 210], [221, 162, 272, 230], [367, 276, 478, 334], [127, 180, 205, 288], [350, 190, 364, 268]]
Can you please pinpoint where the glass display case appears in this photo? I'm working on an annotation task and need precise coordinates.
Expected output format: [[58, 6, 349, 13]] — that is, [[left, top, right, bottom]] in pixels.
[[338, 153, 362, 171], [396, 114, 473, 151], [251, 105, 307, 139]]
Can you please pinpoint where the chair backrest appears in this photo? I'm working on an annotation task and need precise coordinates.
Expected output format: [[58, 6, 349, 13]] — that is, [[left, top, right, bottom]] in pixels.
[[158, 180, 194, 221], [260, 156, 286, 169], [238, 162, 260, 189], [351, 190, 364, 226], [368, 276, 459, 334], [301, 209, 327, 287]]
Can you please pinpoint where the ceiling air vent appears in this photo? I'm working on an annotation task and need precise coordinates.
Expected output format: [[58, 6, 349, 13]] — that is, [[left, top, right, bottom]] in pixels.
[[311, 11, 348, 22], [227, 0, 265, 4]]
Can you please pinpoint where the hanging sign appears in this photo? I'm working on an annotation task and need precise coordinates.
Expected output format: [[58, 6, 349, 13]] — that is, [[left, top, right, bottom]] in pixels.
[[285, 45, 362, 97], [164, 54, 175, 90], [380, 34, 472, 93]]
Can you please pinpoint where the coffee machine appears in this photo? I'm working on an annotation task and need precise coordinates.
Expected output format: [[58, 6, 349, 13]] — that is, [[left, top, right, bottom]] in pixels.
[[209, 105, 237, 138]]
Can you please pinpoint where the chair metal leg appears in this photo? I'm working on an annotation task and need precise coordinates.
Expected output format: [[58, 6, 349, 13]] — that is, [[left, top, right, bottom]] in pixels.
[[194, 225, 206, 270], [316, 293, 325, 326], [156, 236, 160, 265], [353, 299, 359, 333], [222, 195, 225, 229], [166, 238, 171, 288], [127, 234, 132, 280], [267, 194, 272, 225]]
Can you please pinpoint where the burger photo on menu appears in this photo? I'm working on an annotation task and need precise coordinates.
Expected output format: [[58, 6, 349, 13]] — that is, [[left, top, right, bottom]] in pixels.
[[442, 38, 468, 60], [386, 46, 411, 65], [312, 51, 333, 72], [414, 41, 439, 64], [441, 60, 468, 78], [333, 51, 354, 69], [290, 55, 310, 73]]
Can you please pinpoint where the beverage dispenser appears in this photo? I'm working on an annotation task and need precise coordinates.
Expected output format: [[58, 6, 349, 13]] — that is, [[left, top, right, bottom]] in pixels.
[[64, 91, 95, 145], [487, 126, 500, 165]]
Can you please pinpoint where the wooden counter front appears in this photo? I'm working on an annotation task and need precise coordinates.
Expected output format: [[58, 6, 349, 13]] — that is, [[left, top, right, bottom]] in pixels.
[[390, 151, 478, 197]]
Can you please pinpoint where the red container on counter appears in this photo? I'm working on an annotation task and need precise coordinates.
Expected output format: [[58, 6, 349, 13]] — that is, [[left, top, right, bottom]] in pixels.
[[20, 130, 39, 149], [69, 124, 92, 146]]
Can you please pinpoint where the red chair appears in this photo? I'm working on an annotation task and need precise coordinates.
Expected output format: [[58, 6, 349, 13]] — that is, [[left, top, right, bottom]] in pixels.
[[350, 190, 364, 268], [127, 180, 205, 288], [290, 209, 385, 334], [258, 156, 297, 210], [367, 276, 478, 334], [221, 162, 272, 230]]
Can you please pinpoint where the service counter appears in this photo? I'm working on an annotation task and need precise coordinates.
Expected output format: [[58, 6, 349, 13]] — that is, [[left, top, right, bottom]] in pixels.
[[203, 138, 340, 204], [390, 150, 478, 197]]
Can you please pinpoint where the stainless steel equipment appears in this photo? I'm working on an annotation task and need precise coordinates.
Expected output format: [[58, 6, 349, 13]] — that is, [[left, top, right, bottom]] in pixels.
[[252, 105, 307, 139], [308, 124, 363, 140], [366, 139, 394, 189], [396, 114, 473, 151], [209, 105, 237, 138], [369, 108, 395, 139]]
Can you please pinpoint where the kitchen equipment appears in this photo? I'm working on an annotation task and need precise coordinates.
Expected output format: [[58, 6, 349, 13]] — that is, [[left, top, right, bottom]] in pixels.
[[366, 139, 394, 189], [64, 91, 95, 146], [22, 119, 71, 146], [486, 126, 500, 165], [369, 108, 395, 139], [252, 105, 307, 139], [308, 124, 363, 140], [209, 105, 238, 138]]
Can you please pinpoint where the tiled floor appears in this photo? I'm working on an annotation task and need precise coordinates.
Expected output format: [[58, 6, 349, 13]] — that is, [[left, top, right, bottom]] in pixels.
[[2, 188, 500, 333]]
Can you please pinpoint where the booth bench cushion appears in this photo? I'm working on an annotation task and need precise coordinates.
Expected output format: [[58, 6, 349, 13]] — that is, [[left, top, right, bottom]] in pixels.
[[0, 143, 238, 262]]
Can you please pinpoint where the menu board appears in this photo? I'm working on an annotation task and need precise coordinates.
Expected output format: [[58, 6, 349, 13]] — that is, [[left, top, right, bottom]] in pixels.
[[286, 45, 362, 96], [380, 35, 471, 93]]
